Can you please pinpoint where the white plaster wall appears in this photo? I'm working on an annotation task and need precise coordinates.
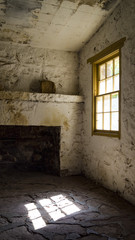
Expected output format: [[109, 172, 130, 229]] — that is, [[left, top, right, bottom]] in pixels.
[[0, 93, 83, 175], [79, 0, 135, 204], [0, 42, 79, 95]]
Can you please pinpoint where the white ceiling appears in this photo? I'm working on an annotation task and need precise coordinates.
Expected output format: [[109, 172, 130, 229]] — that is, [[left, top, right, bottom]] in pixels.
[[0, 0, 120, 51]]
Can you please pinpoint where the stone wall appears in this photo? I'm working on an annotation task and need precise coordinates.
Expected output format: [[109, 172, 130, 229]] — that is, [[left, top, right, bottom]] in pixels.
[[79, 0, 135, 204], [0, 42, 79, 95]]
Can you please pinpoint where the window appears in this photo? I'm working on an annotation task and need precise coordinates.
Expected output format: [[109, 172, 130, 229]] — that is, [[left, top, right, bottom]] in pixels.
[[87, 38, 126, 138]]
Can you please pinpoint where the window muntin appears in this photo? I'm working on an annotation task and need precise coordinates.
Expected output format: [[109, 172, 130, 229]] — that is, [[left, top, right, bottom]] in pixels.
[[98, 56, 119, 95]]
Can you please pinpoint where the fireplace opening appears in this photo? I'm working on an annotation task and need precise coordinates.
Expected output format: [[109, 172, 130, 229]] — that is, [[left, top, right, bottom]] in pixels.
[[0, 126, 60, 175]]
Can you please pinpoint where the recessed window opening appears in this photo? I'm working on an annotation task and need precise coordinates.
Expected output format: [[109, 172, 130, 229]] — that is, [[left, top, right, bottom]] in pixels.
[[25, 194, 81, 230], [87, 37, 126, 138]]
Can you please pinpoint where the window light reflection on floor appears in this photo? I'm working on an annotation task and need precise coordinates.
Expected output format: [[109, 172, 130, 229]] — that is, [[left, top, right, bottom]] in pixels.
[[25, 203, 46, 230], [39, 194, 80, 221], [25, 194, 80, 230]]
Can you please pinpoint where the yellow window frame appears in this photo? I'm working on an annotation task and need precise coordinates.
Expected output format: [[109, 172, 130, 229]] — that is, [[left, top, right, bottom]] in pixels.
[[87, 38, 126, 138]]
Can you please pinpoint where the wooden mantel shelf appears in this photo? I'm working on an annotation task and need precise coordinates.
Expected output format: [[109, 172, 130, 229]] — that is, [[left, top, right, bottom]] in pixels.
[[0, 91, 84, 103]]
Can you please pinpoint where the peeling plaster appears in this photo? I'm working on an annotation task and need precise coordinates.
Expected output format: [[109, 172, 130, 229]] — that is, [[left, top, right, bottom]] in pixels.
[[0, 0, 120, 51], [6, 0, 43, 13]]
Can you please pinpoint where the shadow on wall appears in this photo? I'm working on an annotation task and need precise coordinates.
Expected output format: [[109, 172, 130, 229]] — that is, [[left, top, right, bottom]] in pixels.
[[29, 80, 41, 93]]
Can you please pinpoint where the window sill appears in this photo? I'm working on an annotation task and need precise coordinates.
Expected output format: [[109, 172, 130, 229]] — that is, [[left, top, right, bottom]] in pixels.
[[92, 130, 120, 138]]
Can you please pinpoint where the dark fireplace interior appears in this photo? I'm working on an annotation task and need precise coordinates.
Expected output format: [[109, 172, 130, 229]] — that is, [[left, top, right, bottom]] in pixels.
[[0, 126, 60, 175]]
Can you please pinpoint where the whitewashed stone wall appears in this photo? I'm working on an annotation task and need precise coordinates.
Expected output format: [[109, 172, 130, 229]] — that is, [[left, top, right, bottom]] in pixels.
[[0, 42, 79, 95], [0, 91, 84, 175], [79, 0, 135, 204], [0, 33, 81, 176]]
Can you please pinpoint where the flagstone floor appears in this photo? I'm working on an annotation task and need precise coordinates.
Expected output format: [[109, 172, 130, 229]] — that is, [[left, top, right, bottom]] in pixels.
[[0, 171, 135, 240]]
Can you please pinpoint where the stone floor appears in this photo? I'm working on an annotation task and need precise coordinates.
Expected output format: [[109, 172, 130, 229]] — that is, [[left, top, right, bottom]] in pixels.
[[0, 171, 135, 240]]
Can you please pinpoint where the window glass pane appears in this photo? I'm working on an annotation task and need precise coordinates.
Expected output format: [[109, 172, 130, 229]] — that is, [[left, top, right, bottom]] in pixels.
[[114, 75, 119, 91], [107, 60, 113, 77], [104, 95, 110, 112], [99, 64, 105, 80], [112, 93, 119, 111], [104, 113, 110, 130], [96, 113, 102, 130], [106, 77, 113, 93], [114, 57, 119, 74], [99, 80, 105, 95], [96, 96, 102, 113], [111, 112, 119, 131]]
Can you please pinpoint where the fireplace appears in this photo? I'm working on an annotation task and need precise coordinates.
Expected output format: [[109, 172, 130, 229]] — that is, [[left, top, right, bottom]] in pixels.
[[0, 91, 84, 176], [0, 125, 60, 175]]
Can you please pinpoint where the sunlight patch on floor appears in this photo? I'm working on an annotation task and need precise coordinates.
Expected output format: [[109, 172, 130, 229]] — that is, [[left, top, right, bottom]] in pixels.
[[25, 194, 81, 230], [25, 203, 46, 230]]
